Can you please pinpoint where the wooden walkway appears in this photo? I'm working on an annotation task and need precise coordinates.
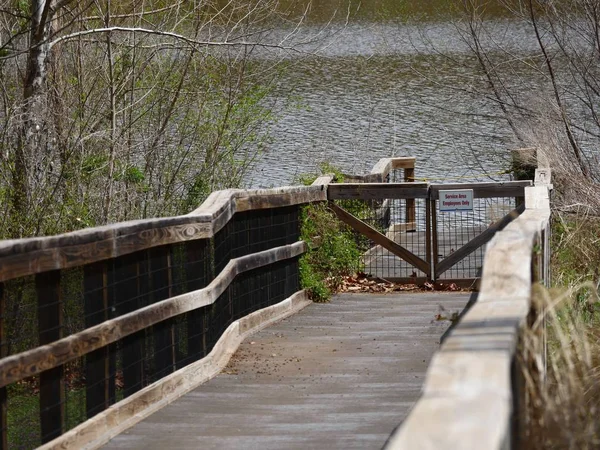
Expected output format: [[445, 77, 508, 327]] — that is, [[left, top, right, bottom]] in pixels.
[[103, 292, 472, 450]]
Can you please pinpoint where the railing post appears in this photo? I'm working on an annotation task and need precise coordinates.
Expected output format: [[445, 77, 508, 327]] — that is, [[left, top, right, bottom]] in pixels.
[[84, 261, 115, 417], [430, 197, 439, 282], [185, 239, 210, 363], [0, 283, 6, 450], [149, 246, 175, 380], [114, 253, 144, 397], [36, 270, 65, 443], [425, 197, 432, 280], [404, 163, 416, 228]]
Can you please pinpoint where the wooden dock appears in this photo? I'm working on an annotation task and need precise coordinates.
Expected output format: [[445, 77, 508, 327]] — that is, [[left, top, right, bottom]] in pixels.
[[102, 292, 472, 450]]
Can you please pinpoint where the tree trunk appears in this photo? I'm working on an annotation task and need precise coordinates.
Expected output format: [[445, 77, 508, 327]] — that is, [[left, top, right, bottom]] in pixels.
[[10, 0, 55, 237]]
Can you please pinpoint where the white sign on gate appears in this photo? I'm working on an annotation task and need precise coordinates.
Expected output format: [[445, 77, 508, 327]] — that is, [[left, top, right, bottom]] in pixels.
[[439, 189, 474, 212]]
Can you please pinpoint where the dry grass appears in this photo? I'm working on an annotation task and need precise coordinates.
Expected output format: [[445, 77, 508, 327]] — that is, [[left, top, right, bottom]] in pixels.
[[520, 282, 600, 450], [514, 113, 600, 446], [519, 209, 600, 449]]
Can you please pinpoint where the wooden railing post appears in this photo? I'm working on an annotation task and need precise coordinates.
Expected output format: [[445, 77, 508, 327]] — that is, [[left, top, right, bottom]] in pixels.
[[114, 254, 144, 397], [149, 246, 175, 380], [404, 163, 416, 228], [36, 270, 65, 443], [84, 262, 114, 418], [185, 239, 210, 364], [430, 198, 439, 282], [425, 198, 432, 279], [0, 283, 6, 450]]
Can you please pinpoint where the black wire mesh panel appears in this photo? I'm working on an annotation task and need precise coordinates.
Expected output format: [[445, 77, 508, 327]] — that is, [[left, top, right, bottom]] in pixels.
[[360, 196, 428, 280], [204, 257, 300, 357], [213, 206, 299, 279], [434, 196, 518, 280]]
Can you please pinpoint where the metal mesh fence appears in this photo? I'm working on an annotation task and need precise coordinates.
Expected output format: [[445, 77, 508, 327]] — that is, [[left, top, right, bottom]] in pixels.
[[433, 196, 518, 280], [1, 205, 302, 448], [333, 169, 524, 283], [360, 197, 429, 280]]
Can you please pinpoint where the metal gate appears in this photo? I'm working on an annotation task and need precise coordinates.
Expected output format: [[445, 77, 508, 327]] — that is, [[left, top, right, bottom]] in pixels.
[[327, 180, 530, 284]]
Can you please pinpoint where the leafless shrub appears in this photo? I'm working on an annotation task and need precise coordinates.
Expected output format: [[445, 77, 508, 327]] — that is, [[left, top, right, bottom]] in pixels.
[[0, 0, 328, 239]]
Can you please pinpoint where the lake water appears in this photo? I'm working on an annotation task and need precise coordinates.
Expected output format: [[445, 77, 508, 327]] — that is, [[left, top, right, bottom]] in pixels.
[[245, 2, 541, 187]]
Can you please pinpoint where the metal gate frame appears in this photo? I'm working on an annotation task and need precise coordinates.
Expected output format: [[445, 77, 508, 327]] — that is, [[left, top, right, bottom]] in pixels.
[[327, 181, 532, 283]]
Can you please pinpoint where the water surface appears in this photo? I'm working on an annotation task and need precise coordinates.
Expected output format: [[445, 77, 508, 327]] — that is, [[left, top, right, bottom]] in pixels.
[[247, 2, 541, 186]]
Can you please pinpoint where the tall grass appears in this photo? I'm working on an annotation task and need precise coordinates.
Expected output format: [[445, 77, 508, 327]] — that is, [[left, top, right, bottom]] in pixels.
[[520, 214, 600, 449]]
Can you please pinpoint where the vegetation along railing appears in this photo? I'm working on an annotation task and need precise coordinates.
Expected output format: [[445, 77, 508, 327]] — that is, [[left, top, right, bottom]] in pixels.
[[0, 155, 538, 449], [385, 168, 553, 450]]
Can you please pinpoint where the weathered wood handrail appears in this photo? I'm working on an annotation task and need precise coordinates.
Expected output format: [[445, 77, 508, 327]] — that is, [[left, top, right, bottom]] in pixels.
[[0, 156, 414, 284], [385, 169, 552, 450], [429, 180, 532, 198], [0, 184, 329, 283]]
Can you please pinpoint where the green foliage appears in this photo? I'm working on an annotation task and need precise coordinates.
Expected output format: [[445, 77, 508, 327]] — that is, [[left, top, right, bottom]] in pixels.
[[551, 214, 600, 324], [300, 202, 363, 302], [294, 162, 345, 186], [120, 166, 145, 185], [8, 383, 87, 448], [82, 154, 108, 177], [298, 165, 370, 302]]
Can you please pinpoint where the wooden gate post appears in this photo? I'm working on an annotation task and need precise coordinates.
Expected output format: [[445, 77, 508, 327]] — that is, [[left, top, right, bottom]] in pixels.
[[404, 164, 416, 229], [430, 198, 439, 282], [426, 199, 432, 280]]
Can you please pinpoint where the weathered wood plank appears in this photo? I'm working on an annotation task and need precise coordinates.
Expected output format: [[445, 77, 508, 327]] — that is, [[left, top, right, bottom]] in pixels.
[[430, 181, 531, 199], [369, 157, 416, 178], [311, 175, 335, 186], [329, 202, 429, 274], [435, 203, 525, 278], [341, 158, 416, 183], [0, 242, 307, 388], [235, 190, 326, 212], [36, 270, 65, 443], [100, 292, 469, 450], [327, 183, 429, 200], [392, 157, 417, 169]]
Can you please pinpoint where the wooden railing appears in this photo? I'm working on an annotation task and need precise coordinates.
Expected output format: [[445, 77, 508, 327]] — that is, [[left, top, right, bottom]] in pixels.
[[1, 154, 543, 450], [0, 187, 319, 449], [0, 158, 415, 449], [385, 168, 552, 450]]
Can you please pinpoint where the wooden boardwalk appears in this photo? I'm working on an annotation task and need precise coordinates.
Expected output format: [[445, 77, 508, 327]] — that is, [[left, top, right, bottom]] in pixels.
[[103, 292, 471, 450]]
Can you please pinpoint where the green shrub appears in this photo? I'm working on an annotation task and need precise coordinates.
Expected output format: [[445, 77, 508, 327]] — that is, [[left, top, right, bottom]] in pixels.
[[297, 164, 370, 302]]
